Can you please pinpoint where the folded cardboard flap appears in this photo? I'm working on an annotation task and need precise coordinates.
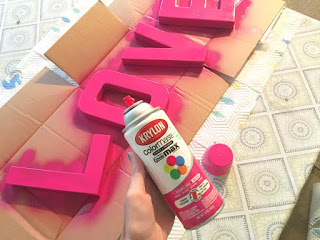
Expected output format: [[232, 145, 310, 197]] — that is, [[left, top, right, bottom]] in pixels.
[[45, 1, 129, 84], [0, 68, 76, 169]]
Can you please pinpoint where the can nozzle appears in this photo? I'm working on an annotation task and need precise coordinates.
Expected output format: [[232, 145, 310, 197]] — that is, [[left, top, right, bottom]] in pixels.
[[123, 95, 135, 107]]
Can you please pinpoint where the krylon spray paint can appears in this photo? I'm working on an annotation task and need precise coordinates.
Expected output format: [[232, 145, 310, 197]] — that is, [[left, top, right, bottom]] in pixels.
[[122, 96, 224, 229]]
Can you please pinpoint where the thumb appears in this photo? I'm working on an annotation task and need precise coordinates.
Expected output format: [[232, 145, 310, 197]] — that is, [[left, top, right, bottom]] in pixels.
[[128, 152, 146, 194]]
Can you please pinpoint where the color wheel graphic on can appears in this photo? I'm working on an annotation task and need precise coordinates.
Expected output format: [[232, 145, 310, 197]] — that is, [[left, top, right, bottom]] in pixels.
[[164, 155, 188, 180]]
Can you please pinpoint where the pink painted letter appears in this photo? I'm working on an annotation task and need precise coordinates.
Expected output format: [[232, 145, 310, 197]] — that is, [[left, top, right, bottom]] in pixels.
[[6, 135, 112, 196], [159, 0, 235, 29], [122, 22, 207, 67], [78, 70, 169, 127]]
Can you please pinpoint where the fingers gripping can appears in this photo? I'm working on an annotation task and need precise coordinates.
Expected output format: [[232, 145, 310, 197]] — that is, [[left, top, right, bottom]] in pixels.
[[123, 97, 224, 229]]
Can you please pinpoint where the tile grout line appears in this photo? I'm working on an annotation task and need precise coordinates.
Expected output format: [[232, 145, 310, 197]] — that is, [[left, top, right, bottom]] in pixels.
[[261, 92, 300, 196], [232, 161, 255, 240], [288, 41, 320, 144], [36, 0, 41, 43], [287, 37, 320, 175], [273, 64, 320, 75], [294, 28, 320, 37], [235, 148, 320, 165], [2, 19, 58, 29], [289, 44, 320, 120], [0, 49, 33, 57], [0, 1, 7, 45]]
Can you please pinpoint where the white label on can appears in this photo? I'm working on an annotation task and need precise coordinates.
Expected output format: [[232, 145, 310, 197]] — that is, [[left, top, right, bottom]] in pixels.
[[124, 110, 193, 194]]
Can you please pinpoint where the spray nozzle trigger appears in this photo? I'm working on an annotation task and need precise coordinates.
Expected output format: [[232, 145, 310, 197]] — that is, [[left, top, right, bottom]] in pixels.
[[123, 95, 135, 107]]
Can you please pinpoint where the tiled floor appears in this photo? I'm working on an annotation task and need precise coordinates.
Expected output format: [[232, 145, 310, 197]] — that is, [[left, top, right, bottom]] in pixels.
[[279, 1, 320, 237]]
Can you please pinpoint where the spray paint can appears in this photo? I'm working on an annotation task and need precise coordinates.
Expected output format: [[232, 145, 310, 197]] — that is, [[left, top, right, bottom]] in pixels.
[[122, 96, 224, 229]]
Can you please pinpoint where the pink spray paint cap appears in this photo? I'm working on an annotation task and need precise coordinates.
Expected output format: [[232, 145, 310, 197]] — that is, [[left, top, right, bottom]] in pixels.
[[203, 144, 233, 176]]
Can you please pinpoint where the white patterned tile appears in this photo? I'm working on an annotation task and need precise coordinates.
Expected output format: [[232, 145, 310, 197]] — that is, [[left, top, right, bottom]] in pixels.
[[0, 24, 37, 54], [236, 50, 276, 93], [250, 209, 292, 240], [291, 32, 320, 68], [168, 217, 185, 240], [74, 0, 98, 8], [189, 141, 207, 162], [303, 68, 320, 103], [264, 71, 312, 110], [0, 5, 4, 27], [251, 95, 267, 115], [194, 215, 250, 240], [209, 168, 243, 213], [38, 19, 56, 41], [41, 0, 73, 21], [273, 108, 320, 153], [238, 159, 296, 210], [296, 16, 320, 35], [275, 47, 298, 72], [287, 152, 318, 191], [232, 115, 280, 161], [0, 52, 28, 80], [181, 231, 192, 240], [3, 0, 38, 27]]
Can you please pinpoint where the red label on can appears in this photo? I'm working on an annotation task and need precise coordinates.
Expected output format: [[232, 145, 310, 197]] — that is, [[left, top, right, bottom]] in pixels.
[[135, 119, 168, 145]]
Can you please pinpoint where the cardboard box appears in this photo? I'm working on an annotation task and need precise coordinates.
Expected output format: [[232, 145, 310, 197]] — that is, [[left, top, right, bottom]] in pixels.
[[0, 0, 284, 239]]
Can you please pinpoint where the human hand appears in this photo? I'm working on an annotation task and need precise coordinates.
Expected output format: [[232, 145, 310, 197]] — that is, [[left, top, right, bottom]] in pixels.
[[121, 152, 175, 240]]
